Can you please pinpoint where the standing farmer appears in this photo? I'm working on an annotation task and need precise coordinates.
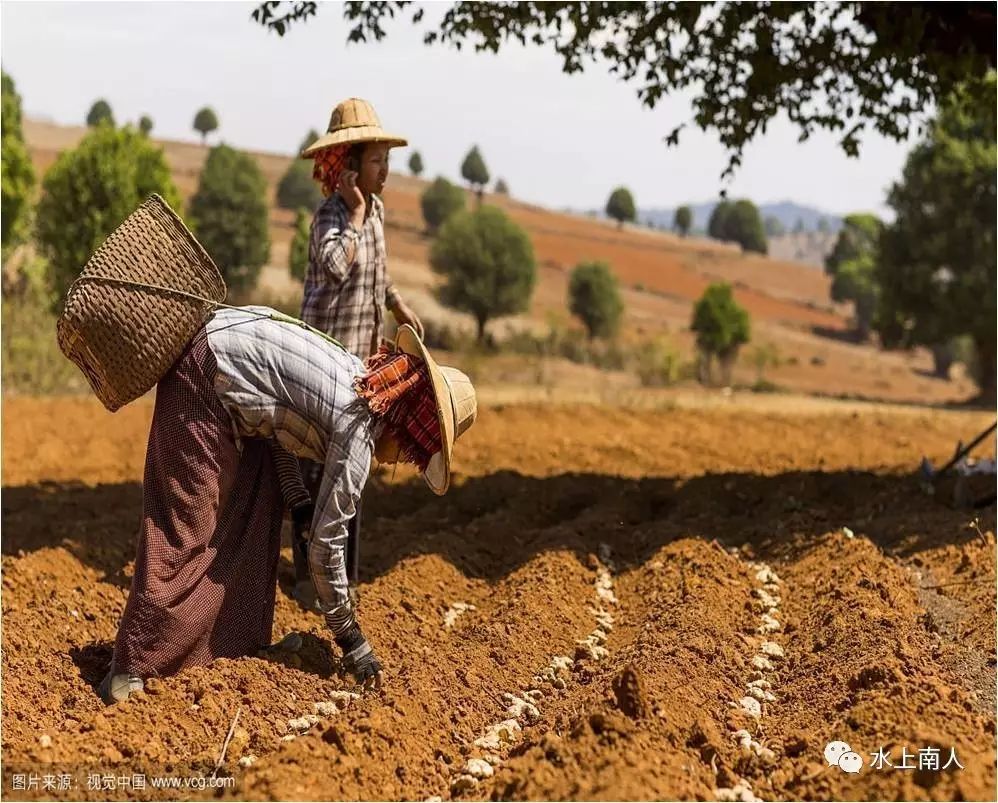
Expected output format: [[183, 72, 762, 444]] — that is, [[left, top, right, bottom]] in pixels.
[[295, 98, 423, 605]]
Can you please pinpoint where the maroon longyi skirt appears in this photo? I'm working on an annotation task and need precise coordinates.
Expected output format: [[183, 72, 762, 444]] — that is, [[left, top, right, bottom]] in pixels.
[[112, 329, 283, 677]]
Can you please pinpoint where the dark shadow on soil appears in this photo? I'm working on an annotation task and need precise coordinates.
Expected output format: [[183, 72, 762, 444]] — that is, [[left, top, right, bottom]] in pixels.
[[5, 468, 992, 588], [810, 324, 866, 345]]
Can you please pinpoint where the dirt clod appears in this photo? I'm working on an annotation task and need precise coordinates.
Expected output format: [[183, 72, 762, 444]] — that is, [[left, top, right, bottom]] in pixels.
[[611, 666, 648, 720]]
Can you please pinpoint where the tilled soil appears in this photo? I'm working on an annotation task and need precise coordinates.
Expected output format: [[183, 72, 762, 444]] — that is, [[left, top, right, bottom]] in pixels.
[[1, 396, 995, 801]]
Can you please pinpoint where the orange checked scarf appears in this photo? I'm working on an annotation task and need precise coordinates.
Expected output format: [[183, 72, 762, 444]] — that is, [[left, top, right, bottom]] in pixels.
[[312, 145, 350, 197], [353, 346, 442, 472]]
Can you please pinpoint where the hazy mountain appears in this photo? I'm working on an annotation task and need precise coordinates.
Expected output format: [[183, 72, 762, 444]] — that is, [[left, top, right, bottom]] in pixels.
[[638, 201, 842, 234]]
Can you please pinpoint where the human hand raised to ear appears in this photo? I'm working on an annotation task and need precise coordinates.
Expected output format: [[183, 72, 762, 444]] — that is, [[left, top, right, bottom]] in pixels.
[[337, 169, 366, 224], [334, 623, 383, 689]]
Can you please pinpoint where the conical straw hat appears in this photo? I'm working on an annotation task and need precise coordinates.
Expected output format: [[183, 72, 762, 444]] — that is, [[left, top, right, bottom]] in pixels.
[[302, 98, 407, 157], [394, 325, 477, 495]]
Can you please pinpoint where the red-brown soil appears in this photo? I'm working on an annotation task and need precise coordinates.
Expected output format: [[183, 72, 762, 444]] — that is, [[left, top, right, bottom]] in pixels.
[[2, 396, 994, 800]]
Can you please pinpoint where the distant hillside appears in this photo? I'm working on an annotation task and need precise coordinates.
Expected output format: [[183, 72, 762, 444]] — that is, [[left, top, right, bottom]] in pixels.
[[639, 201, 842, 234], [768, 231, 838, 269]]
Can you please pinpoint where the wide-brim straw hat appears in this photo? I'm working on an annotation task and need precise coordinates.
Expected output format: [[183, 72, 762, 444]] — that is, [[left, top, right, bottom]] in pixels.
[[302, 98, 407, 158], [395, 324, 477, 496]]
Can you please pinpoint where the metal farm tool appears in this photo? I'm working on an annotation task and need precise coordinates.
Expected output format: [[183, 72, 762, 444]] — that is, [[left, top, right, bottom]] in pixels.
[[919, 421, 997, 507]]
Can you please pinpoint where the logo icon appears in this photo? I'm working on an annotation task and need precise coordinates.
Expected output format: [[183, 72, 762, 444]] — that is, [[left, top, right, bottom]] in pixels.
[[825, 740, 864, 774]]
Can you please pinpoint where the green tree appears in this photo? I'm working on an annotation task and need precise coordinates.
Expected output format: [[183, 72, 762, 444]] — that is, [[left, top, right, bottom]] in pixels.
[[793, 217, 806, 235], [430, 205, 536, 341], [36, 125, 180, 308], [876, 76, 997, 399], [420, 176, 466, 234], [277, 159, 322, 211], [408, 151, 424, 177], [253, 3, 994, 181], [729, 200, 767, 254], [277, 130, 324, 211], [193, 107, 220, 144], [605, 187, 636, 229], [1, 72, 35, 256], [288, 207, 310, 282], [138, 115, 154, 136], [674, 205, 692, 237], [187, 144, 270, 293], [86, 99, 114, 128], [460, 145, 490, 202], [824, 213, 883, 339], [494, 177, 509, 195], [3, 72, 24, 139], [568, 261, 624, 340], [691, 282, 751, 386], [708, 201, 734, 241], [707, 199, 767, 254]]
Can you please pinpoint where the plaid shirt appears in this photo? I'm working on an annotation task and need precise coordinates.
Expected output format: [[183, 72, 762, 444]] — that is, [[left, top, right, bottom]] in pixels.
[[301, 193, 402, 359], [205, 306, 378, 637]]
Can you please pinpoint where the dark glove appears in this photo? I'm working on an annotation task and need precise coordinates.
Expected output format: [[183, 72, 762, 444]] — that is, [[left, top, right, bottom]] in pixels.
[[291, 502, 314, 537], [291, 503, 314, 585], [335, 623, 383, 688]]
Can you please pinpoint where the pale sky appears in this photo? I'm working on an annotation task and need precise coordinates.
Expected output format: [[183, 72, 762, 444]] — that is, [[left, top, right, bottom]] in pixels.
[[1, 1, 921, 217]]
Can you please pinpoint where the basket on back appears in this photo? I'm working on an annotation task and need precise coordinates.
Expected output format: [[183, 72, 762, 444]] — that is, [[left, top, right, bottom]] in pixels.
[[56, 194, 226, 412]]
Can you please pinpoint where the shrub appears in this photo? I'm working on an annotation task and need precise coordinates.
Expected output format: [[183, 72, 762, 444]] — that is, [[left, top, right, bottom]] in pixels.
[[568, 260, 624, 340], [634, 336, 682, 386], [691, 282, 751, 385], [187, 144, 270, 293], [36, 125, 179, 309]]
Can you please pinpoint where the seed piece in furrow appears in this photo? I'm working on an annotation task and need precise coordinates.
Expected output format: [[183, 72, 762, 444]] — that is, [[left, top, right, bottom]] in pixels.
[[242, 548, 598, 801], [483, 538, 759, 801]]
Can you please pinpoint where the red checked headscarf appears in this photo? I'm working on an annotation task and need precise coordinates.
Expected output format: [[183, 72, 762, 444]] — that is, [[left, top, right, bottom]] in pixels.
[[312, 145, 350, 198], [353, 345, 442, 472]]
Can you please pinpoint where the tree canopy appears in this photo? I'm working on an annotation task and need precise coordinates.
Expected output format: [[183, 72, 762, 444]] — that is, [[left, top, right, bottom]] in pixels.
[[707, 199, 767, 254], [420, 176, 466, 233], [193, 107, 220, 143], [1, 72, 35, 256], [460, 145, 490, 196], [36, 126, 179, 308], [875, 76, 996, 397], [605, 187, 636, 228], [250, 2, 995, 180], [408, 150, 424, 177], [430, 205, 536, 341], [86, 99, 114, 128], [187, 144, 270, 293], [824, 213, 882, 338], [674, 205, 692, 237]]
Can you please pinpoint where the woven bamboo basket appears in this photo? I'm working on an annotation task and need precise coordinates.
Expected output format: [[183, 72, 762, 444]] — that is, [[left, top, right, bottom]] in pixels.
[[56, 194, 226, 412]]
